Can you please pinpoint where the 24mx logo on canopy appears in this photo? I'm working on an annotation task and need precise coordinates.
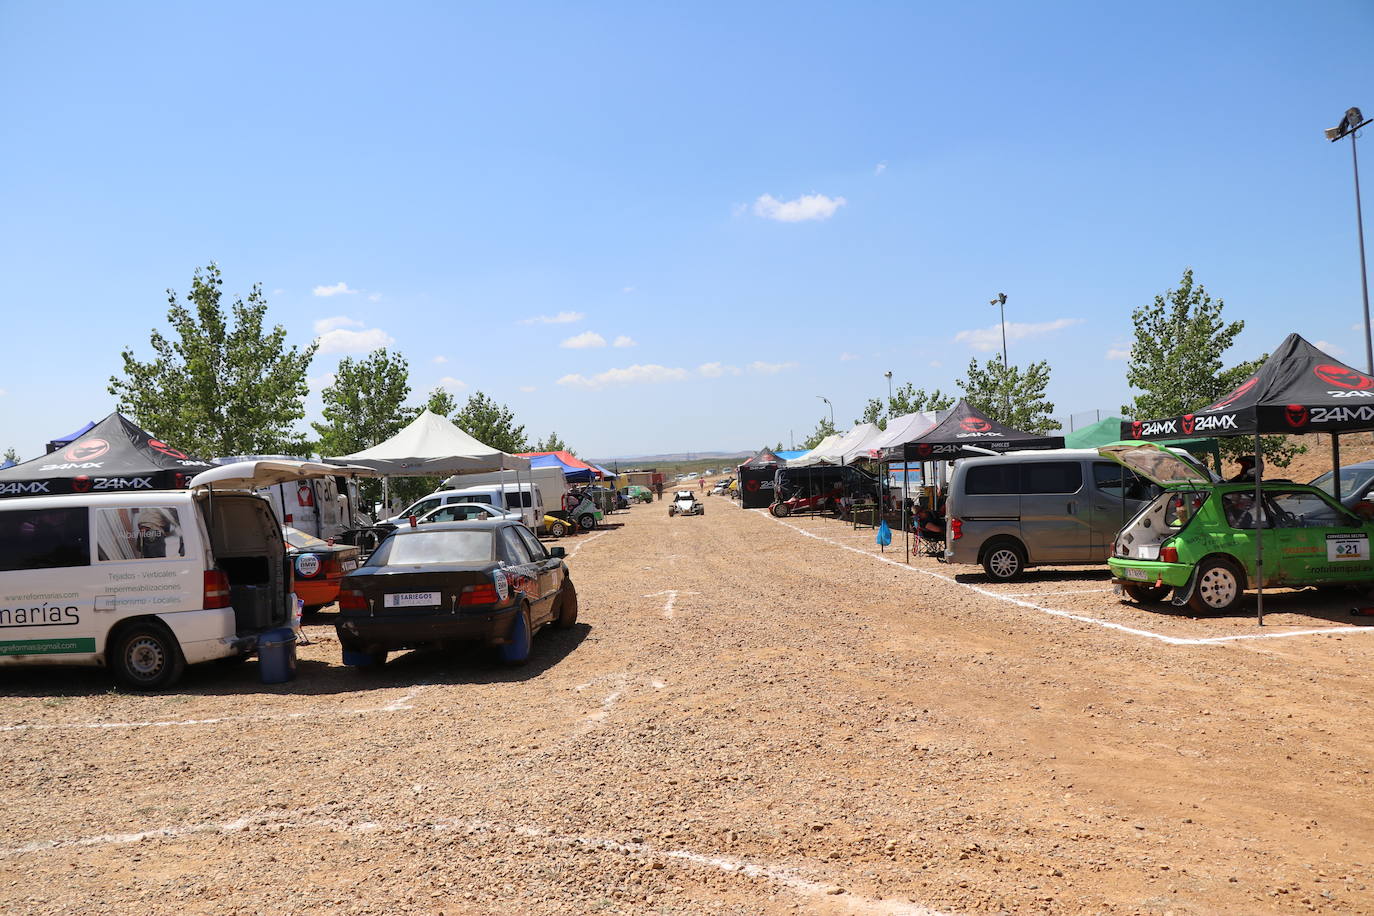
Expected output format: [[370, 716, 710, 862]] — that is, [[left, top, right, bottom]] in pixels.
[[959, 417, 992, 434], [1314, 364, 1374, 391]]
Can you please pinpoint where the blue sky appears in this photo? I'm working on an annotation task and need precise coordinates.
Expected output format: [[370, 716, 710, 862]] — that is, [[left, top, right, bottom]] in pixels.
[[2, 1, 1372, 459]]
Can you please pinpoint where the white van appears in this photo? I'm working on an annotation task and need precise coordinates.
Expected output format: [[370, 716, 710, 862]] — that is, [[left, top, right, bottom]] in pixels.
[[0, 460, 358, 690], [216, 454, 369, 541], [388, 482, 545, 531], [442, 466, 569, 515]]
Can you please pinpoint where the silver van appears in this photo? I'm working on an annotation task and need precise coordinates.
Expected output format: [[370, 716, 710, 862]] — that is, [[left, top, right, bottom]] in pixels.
[[946, 449, 1155, 580]]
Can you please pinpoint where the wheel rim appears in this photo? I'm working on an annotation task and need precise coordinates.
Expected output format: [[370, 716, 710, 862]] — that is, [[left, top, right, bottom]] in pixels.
[[125, 636, 165, 681], [988, 549, 1019, 578], [1197, 566, 1238, 608]]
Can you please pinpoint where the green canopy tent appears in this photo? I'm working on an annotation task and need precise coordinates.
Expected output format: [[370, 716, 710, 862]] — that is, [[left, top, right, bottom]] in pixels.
[[1064, 415, 1223, 476]]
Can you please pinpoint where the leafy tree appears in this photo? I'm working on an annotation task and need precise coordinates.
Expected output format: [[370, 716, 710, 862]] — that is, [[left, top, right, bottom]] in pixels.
[[1124, 269, 1303, 467], [455, 391, 527, 453], [774, 441, 785, 452], [536, 431, 568, 452], [313, 348, 418, 508], [109, 262, 316, 456], [803, 416, 837, 449], [422, 387, 461, 420], [2, 447, 18, 465], [958, 358, 1059, 434], [858, 383, 956, 429]]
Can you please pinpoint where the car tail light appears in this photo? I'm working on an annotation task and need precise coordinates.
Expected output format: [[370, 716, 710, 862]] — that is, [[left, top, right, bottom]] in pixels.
[[321, 555, 344, 577], [204, 570, 231, 609], [459, 583, 500, 606], [339, 588, 367, 611], [1160, 545, 1179, 563], [950, 517, 963, 540]]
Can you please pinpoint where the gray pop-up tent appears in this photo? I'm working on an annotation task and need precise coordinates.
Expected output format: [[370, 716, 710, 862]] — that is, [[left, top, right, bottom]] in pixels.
[[883, 399, 1065, 461]]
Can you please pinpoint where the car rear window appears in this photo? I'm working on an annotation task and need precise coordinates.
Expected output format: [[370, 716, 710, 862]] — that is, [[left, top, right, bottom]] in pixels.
[[365, 530, 493, 566]]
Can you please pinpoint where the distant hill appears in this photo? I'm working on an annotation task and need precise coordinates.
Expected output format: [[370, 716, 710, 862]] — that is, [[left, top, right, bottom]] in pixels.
[[585, 450, 753, 465]]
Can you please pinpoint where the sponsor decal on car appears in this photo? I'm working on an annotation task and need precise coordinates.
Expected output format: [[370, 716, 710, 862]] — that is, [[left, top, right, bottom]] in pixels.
[[295, 554, 321, 577]]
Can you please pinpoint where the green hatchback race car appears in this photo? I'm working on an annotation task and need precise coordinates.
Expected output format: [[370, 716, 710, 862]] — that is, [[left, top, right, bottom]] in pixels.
[[1101, 443, 1374, 613]]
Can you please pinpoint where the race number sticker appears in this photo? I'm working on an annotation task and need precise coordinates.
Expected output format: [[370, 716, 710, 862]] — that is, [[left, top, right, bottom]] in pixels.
[[1326, 532, 1368, 562], [493, 571, 509, 600]]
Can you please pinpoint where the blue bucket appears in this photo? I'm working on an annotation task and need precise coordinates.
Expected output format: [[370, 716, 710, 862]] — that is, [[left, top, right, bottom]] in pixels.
[[258, 627, 297, 684]]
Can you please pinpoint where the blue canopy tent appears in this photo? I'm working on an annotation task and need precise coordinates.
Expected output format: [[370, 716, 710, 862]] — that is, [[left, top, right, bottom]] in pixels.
[[47, 419, 97, 454], [523, 452, 596, 483]]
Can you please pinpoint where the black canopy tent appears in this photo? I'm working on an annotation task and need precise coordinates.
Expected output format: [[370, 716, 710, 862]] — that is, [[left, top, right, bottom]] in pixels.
[[1122, 333, 1374, 623], [738, 447, 785, 509], [0, 412, 213, 498]]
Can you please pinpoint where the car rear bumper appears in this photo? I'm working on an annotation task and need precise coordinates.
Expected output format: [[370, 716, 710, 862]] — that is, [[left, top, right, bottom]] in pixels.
[[335, 607, 520, 652], [1107, 558, 1192, 588], [294, 578, 342, 607]]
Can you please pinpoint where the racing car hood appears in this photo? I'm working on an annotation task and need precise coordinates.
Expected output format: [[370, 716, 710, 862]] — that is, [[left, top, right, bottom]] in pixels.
[[1097, 442, 1212, 488]]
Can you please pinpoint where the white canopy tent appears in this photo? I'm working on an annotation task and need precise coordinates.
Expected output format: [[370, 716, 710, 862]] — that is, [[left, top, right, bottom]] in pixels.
[[868, 410, 943, 457], [786, 433, 843, 468], [789, 424, 884, 467], [326, 410, 530, 475]]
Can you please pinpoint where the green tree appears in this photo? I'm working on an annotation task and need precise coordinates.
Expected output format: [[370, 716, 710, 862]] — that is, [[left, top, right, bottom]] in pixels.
[[536, 431, 568, 452], [455, 391, 527, 453], [109, 262, 316, 456], [2, 447, 18, 465], [313, 349, 418, 508], [803, 416, 837, 449], [1124, 269, 1303, 467], [858, 383, 956, 428], [422, 387, 461, 419], [958, 358, 1059, 434]]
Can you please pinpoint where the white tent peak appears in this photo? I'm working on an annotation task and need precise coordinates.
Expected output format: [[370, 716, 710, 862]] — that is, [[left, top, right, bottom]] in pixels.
[[326, 409, 530, 475]]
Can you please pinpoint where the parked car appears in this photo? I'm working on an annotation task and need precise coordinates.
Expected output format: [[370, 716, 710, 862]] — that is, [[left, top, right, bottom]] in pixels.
[[385, 482, 545, 532], [417, 502, 519, 524], [561, 490, 604, 531], [622, 485, 653, 504], [335, 519, 578, 667], [669, 490, 704, 517], [710, 477, 733, 496], [946, 448, 1159, 581], [283, 526, 362, 614], [1102, 443, 1374, 613], [1309, 459, 1374, 509]]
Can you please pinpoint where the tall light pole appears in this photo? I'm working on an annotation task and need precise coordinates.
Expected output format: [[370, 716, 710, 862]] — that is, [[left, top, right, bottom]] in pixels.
[[1327, 106, 1374, 373], [817, 395, 833, 428], [884, 370, 893, 404], [988, 293, 1009, 367]]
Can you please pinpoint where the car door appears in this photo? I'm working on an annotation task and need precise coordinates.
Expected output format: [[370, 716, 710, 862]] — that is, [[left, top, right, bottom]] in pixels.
[[514, 525, 563, 611], [1089, 461, 1157, 558], [1018, 461, 1090, 562], [496, 526, 550, 623], [1267, 488, 1373, 585]]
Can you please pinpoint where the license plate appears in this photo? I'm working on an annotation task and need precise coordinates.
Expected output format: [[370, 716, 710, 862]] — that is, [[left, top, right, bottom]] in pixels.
[[384, 591, 440, 608], [1123, 567, 1152, 582], [341, 559, 358, 571], [1327, 533, 1368, 562]]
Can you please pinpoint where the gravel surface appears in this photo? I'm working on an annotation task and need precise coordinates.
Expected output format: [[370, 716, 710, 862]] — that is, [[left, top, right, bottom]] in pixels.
[[2, 493, 1373, 915]]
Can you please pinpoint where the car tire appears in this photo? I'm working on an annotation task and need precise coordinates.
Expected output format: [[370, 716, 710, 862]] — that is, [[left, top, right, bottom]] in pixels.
[[668, 506, 677, 517], [111, 621, 186, 691], [770, 502, 790, 518], [499, 606, 533, 665], [577, 513, 596, 532], [548, 519, 568, 538], [1188, 558, 1244, 615], [554, 578, 579, 629], [1122, 583, 1171, 603], [981, 540, 1026, 582], [342, 647, 388, 667]]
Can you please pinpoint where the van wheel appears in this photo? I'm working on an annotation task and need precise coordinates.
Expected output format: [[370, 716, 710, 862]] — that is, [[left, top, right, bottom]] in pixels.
[[111, 622, 186, 691], [1188, 559, 1243, 614], [982, 540, 1026, 582], [1123, 583, 1171, 603], [554, 579, 579, 629], [499, 606, 533, 665]]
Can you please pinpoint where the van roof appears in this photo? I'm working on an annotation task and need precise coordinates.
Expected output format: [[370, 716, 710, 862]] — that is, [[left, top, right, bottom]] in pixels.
[[442, 482, 537, 492], [956, 448, 1106, 466]]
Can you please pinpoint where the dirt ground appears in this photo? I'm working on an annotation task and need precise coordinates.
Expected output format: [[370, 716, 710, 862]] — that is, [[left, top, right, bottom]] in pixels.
[[2, 490, 1374, 915]]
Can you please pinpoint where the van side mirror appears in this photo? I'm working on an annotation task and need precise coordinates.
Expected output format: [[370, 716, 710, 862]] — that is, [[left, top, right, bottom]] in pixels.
[[549, 547, 566, 559]]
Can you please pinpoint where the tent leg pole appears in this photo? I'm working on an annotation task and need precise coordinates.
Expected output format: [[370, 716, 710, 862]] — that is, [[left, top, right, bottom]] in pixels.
[[903, 463, 910, 564], [1333, 433, 1342, 502], [1255, 434, 1264, 627]]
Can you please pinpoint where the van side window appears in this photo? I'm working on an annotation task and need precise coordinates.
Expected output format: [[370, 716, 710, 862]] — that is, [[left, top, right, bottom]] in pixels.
[[1022, 462, 1083, 494], [0, 507, 90, 571], [965, 465, 1018, 495], [1092, 462, 1153, 501], [504, 490, 532, 508]]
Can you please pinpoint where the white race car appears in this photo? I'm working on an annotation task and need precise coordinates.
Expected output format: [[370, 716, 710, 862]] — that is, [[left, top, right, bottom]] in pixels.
[[668, 490, 704, 517]]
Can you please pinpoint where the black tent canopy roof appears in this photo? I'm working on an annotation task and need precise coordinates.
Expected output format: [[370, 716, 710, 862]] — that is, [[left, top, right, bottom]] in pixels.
[[1122, 333, 1374, 440], [884, 399, 1065, 461], [0, 412, 214, 498], [739, 447, 785, 468]]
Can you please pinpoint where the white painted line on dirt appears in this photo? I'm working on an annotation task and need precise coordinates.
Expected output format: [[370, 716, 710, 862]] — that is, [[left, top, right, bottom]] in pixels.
[[566, 529, 609, 558], [0, 687, 427, 733], [1000, 588, 1113, 597], [643, 589, 699, 619], [0, 809, 948, 915], [765, 513, 1374, 646]]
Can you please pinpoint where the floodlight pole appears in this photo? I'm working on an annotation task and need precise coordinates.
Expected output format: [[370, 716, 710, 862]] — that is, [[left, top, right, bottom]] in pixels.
[[1328, 108, 1374, 373], [818, 395, 833, 427]]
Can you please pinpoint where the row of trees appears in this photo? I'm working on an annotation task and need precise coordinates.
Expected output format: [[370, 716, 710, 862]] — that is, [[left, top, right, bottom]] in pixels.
[[803, 269, 1300, 465], [106, 264, 561, 466]]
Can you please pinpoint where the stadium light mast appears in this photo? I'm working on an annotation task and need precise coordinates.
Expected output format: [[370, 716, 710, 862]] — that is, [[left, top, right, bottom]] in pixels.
[[1326, 106, 1374, 373]]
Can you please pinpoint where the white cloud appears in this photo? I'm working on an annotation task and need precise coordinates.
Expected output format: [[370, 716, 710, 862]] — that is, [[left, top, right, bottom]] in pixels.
[[438, 376, 467, 391], [753, 192, 847, 223], [1315, 340, 1346, 356], [518, 385, 537, 393], [929, 360, 943, 369], [698, 362, 742, 378], [307, 372, 336, 394], [368, 293, 382, 303], [432, 355, 448, 364], [557, 364, 690, 389], [313, 315, 364, 334], [271, 288, 285, 296], [613, 335, 637, 348], [622, 286, 636, 294], [1106, 346, 1131, 361], [316, 327, 396, 354], [312, 282, 358, 297], [874, 161, 887, 176], [747, 360, 798, 375], [521, 311, 585, 325], [839, 352, 860, 361], [954, 318, 1083, 352], [561, 331, 607, 349], [0, 388, 7, 396]]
